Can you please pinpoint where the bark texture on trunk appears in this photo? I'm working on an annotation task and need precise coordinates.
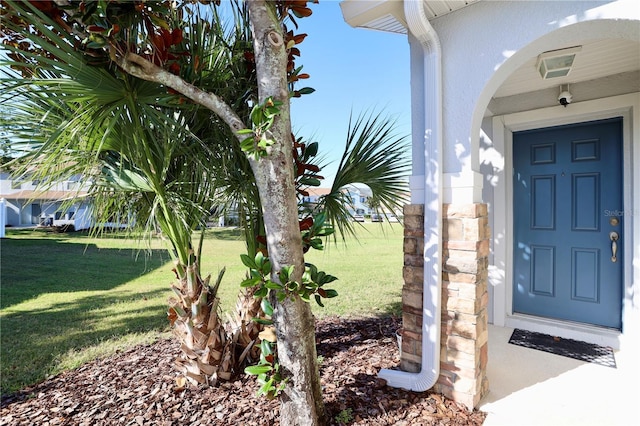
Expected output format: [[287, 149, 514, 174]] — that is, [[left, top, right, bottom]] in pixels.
[[247, 2, 326, 425], [271, 293, 325, 425]]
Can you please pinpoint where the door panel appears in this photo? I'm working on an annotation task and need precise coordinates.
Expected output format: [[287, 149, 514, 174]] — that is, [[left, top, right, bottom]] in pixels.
[[513, 118, 623, 329]]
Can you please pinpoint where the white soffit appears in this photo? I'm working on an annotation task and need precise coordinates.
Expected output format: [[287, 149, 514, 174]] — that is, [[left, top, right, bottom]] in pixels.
[[421, 0, 479, 19], [340, 0, 479, 32]]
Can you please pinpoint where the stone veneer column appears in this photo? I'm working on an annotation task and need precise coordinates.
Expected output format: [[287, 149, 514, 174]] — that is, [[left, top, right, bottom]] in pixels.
[[399, 203, 489, 410], [400, 204, 425, 373]]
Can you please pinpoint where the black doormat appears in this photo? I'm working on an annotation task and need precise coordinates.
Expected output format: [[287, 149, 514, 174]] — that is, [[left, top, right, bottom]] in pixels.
[[508, 329, 616, 368]]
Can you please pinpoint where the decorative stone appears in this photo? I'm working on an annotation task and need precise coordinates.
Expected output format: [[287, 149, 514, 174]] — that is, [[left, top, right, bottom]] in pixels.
[[399, 203, 489, 410]]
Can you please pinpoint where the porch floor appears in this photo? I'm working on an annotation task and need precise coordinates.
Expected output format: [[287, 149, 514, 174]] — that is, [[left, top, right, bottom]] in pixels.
[[479, 325, 640, 425]]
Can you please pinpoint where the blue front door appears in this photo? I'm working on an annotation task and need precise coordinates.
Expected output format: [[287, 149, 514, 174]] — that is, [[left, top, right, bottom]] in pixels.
[[513, 118, 623, 329]]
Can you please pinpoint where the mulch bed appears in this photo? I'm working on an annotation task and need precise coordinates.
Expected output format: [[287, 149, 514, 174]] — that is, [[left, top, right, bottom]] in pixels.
[[0, 316, 486, 425]]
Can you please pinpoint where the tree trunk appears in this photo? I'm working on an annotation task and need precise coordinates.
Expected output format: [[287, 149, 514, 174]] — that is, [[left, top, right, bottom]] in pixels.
[[246, 2, 326, 425], [270, 293, 325, 425]]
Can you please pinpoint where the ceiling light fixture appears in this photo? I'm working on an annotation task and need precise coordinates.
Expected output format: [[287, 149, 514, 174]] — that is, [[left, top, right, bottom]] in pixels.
[[536, 46, 582, 80]]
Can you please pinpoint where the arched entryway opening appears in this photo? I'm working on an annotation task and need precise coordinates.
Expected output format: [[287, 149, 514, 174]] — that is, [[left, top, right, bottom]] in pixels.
[[474, 19, 640, 348]]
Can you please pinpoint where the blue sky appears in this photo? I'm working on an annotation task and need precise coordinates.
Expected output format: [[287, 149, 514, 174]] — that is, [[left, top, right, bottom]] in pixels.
[[290, 1, 411, 184]]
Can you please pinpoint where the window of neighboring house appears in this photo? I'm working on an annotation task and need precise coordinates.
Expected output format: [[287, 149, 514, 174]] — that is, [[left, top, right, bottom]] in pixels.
[[32, 180, 40, 186], [11, 180, 22, 189]]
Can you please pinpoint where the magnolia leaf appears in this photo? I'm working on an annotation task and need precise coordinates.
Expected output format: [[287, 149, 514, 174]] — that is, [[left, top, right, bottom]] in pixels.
[[297, 87, 315, 95], [240, 254, 257, 269], [257, 378, 275, 397], [290, 6, 313, 18], [244, 365, 272, 376], [265, 281, 283, 290], [260, 338, 272, 355], [260, 297, 274, 316], [321, 228, 335, 237], [255, 286, 268, 298], [320, 274, 338, 284], [298, 177, 321, 187], [310, 238, 324, 250], [260, 259, 271, 275], [240, 277, 261, 288], [252, 317, 274, 325], [324, 289, 339, 298], [240, 138, 255, 153]]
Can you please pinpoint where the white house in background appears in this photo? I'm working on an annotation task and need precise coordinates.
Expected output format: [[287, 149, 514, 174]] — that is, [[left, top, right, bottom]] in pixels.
[[341, 0, 639, 410], [0, 171, 92, 230], [302, 185, 373, 215], [343, 185, 373, 215], [300, 187, 332, 206]]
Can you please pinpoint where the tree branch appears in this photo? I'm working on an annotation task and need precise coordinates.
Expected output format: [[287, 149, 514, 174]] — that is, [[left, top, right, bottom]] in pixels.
[[109, 49, 247, 136]]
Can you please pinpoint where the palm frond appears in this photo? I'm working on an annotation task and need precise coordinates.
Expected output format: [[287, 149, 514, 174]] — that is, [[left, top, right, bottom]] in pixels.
[[318, 110, 410, 241]]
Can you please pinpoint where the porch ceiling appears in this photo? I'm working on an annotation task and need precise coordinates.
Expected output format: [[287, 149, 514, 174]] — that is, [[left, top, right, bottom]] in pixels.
[[489, 38, 640, 115], [495, 38, 640, 99]]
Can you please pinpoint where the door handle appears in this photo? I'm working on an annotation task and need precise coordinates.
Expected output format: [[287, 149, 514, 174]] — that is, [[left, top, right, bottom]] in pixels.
[[609, 231, 619, 263]]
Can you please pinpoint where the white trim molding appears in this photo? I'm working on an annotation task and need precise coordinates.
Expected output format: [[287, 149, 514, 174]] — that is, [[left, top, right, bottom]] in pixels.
[[443, 171, 483, 204]]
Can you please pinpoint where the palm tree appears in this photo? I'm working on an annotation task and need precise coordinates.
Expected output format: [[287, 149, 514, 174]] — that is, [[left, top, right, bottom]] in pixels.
[[1, 0, 410, 390], [0, 0, 261, 386]]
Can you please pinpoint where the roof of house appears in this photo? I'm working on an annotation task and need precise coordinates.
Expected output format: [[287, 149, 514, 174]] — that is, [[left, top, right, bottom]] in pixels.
[[305, 187, 332, 197], [0, 190, 88, 201]]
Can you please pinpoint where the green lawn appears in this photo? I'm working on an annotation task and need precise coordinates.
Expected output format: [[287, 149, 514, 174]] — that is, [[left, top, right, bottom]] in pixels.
[[0, 224, 403, 395]]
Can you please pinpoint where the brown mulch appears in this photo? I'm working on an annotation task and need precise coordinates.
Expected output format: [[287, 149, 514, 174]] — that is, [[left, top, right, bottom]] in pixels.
[[0, 316, 486, 425]]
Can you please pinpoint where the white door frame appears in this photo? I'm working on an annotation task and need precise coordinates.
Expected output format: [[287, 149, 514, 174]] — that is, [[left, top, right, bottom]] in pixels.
[[490, 93, 640, 350]]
